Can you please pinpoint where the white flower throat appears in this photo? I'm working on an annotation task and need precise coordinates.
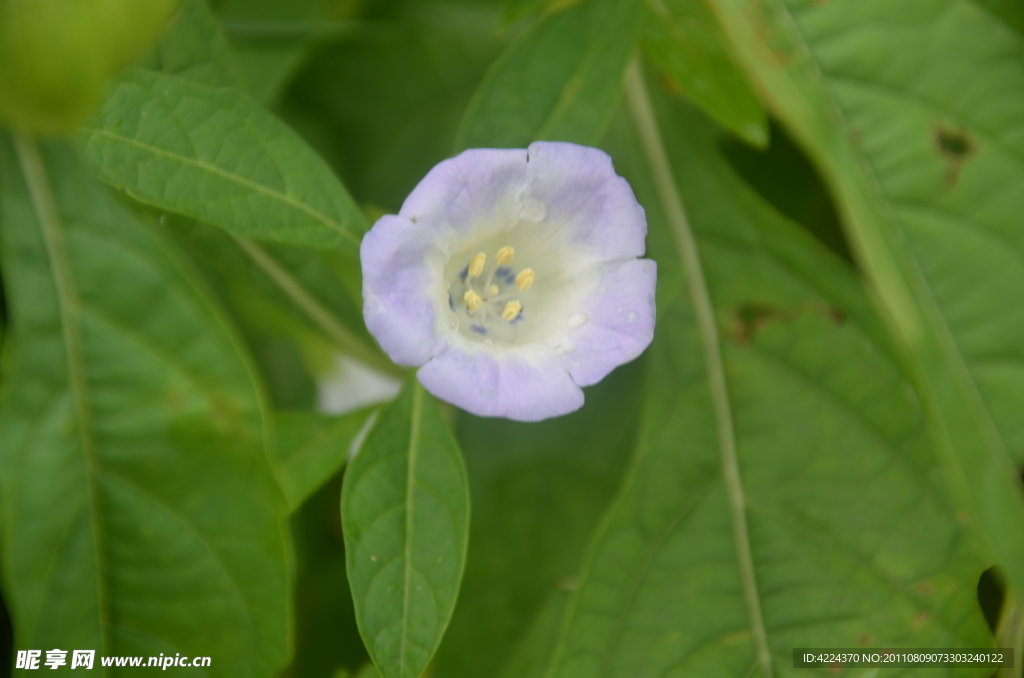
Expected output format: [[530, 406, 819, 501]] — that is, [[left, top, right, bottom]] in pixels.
[[447, 243, 536, 344]]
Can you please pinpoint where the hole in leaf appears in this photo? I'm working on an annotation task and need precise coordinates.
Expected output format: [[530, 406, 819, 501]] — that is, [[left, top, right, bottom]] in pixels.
[[936, 125, 974, 158], [977, 566, 1006, 633], [935, 123, 976, 188], [721, 120, 851, 264]]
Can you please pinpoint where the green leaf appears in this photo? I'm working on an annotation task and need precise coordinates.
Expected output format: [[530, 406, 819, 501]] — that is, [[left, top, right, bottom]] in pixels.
[[642, 0, 767, 147], [79, 68, 369, 251], [517, 71, 991, 677], [455, 0, 645, 150], [271, 408, 377, 511], [0, 134, 288, 676], [433, 362, 644, 677], [341, 381, 470, 678], [150, 0, 240, 88], [706, 0, 1024, 597]]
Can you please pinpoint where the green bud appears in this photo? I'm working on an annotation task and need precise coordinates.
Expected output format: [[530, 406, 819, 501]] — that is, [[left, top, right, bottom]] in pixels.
[[0, 0, 178, 135]]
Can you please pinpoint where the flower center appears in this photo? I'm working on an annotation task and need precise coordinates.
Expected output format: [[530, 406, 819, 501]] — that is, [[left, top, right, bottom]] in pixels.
[[446, 244, 537, 344]]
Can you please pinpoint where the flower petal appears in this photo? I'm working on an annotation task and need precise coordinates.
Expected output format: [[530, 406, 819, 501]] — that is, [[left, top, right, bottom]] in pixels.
[[399, 148, 529, 242], [360, 214, 445, 366], [560, 258, 657, 387], [417, 342, 584, 422], [525, 141, 647, 262]]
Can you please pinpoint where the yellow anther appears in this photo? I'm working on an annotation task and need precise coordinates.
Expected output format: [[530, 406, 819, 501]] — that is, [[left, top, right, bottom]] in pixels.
[[464, 290, 482, 312], [502, 301, 523, 322], [488, 284, 500, 296], [495, 246, 515, 266], [515, 268, 535, 292], [468, 252, 486, 278]]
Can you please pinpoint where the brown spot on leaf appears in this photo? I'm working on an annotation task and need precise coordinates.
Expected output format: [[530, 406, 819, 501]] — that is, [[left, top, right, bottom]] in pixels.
[[917, 581, 933, 595], [935, 123, 976, 188], [730, 301, 846, 344], [732, 304, 790, 344], [858, 634, 870, 645], [659, 73, 682, 97]]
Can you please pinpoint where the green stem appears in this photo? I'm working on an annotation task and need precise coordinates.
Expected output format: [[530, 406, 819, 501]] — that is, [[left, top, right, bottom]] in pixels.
[[231, 235, 406, 378], [399, 380, 424, 676], [623, 59, 774, 678], [13, 133, 113, 658]]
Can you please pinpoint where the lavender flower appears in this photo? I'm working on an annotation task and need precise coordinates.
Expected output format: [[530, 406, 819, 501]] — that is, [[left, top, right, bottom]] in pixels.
[[361, 142, 656, 421]]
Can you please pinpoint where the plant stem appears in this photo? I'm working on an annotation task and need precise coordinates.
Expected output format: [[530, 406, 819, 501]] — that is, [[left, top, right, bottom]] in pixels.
[[624, 58, 774, 678], [232, 235, 407, 378]]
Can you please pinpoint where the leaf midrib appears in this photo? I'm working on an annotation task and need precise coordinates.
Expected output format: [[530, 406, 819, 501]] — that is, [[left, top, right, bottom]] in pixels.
[[399, 383, 424, 677], [79, 126, 359, 247], [13, 135, 112, 672]]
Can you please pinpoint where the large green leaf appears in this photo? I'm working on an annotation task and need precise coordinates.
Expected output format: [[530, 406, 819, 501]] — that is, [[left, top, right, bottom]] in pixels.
[[139, 0, 392, 385], [642, 0, 767, 147], [341, 381, 470, 678], [455, 0, 644, 150], [706, 0, 1024, 596], [271, 408, 377, 511], [0, 135, 288, 676], [432, 361, 644, 678], [79, 69, 368, 251], [510, 71, 991, 678]]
